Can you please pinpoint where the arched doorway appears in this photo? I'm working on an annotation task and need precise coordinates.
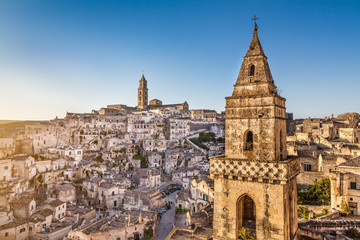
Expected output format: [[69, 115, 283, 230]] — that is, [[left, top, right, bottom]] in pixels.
[[237, 194, 256, 235]]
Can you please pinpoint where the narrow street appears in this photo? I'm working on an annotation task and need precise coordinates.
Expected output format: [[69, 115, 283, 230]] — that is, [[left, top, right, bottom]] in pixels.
[[153, 191, 180, 240]]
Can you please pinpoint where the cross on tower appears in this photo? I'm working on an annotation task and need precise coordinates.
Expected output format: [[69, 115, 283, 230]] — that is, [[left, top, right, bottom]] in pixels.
[[251, 15, 259, 24], [251, 15, 259, 29]]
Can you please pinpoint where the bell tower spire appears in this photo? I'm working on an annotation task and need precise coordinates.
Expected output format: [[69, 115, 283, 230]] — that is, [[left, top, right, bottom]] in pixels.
[[137, 73, 148, 110], [210, 22, 300, 240]]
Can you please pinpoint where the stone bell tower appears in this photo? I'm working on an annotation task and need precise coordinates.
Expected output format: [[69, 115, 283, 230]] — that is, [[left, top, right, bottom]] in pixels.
[[137, 74, 148, 110], [210, 23, 300, 240]]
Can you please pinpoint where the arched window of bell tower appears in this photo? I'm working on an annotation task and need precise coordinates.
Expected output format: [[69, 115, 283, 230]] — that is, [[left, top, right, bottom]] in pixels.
[[245, 131, 254, 151], [249, 64, 255, 76], [237, 194, 256, 237]]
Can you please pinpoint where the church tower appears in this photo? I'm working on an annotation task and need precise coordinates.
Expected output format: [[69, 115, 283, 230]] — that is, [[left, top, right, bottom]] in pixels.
[[137, 74, 148, 110], [210, 23, 300, 240]]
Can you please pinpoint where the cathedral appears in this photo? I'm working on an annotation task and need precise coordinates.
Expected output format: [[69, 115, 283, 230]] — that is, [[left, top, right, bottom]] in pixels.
[[136, 74, 189, 113], [210, 23, 300, 239]]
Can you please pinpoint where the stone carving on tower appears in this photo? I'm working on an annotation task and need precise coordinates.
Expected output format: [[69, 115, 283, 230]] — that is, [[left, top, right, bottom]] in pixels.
[[137, 74, 148, 110], [210, 22, 300, 240]]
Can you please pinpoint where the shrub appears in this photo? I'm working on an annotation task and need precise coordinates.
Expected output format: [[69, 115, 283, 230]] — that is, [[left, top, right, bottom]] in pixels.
[[298, 206, 310, 219], [297, 177, 330, 205], [93, 154, 104, 163], [345, 228, 360, 238], [238, 228, 255, 240], [144, 226, 153, 240]]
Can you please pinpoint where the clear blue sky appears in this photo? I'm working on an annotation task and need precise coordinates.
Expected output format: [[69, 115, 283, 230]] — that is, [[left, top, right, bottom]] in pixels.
[[0, 0, 359, 120]]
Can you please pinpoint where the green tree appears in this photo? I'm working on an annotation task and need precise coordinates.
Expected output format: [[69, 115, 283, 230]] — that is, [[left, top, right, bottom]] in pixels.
[[340, 197, 349, 214], [140, 157, 148, 168]]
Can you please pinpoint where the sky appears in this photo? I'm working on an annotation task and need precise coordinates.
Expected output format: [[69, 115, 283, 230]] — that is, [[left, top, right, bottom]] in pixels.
[[0, 0, 359, 120]]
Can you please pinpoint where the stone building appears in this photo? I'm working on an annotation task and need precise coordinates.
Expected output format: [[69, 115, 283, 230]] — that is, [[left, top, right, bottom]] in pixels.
[[10, 197, 36, 219], [53, 183, 76, 203], [331, 157, 360, 215], [0, 138, 15, 159], [68, 210, 157, 240], [190, 109, 218, 122], [210, 24, 300, 239], [176, 178, 214, 212], [165, 118, 191, 140], [123, 187, 165, 211], [0, 159, 13, 181], [12, 155, 36, 180]]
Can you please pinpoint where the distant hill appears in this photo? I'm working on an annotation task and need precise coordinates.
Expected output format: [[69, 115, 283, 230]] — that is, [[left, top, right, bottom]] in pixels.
[[0, 120, 20, 124], [0, 121, 45, 138]]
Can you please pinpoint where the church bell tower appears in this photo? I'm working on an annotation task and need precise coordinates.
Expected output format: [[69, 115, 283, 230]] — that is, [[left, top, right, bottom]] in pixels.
[[210, 22, 300, 240], [137, 74, 148, 110]]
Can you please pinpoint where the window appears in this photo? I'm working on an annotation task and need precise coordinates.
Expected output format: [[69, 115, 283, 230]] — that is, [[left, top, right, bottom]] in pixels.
[[249, 64, 255, 76], [304, 164, 312, 172], [4, 166, 8, 170], [350, 182, 357, 189], [245, 131, 254, 151], [29, 227, 32, 231], [20, 228, 25, 233], [5, 232, 8, 237]]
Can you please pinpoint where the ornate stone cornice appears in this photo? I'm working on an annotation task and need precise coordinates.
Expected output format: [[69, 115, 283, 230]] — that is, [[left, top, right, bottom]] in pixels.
[[209, 155, 300, 184]]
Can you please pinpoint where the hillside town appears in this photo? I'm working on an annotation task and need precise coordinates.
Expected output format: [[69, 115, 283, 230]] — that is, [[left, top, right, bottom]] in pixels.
[[0, 73, 225, 240], [1, 24, 360, 240]]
